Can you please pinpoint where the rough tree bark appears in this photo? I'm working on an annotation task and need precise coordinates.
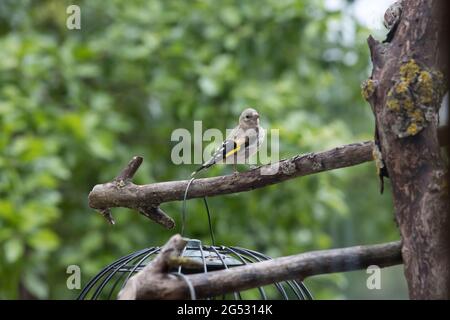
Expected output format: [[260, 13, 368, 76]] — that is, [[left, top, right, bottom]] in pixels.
[[362, 0, 449, 299]]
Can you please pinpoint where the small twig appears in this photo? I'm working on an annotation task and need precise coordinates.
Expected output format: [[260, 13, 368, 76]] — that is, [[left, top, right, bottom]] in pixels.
[[138, 206, 175, 229], [115, 156, 143, 182], [99, 208, 115, 225], [118, 234, 403, 300]]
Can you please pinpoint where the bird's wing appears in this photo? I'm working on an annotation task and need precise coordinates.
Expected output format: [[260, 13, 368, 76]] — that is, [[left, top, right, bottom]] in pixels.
[[201, 127, 247, 166], [192, 126, 243, 175], [193, 125, 264, 175]]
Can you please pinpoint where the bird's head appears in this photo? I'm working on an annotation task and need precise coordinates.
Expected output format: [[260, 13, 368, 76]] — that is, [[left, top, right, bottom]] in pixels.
[[239, 108, 260, 127]]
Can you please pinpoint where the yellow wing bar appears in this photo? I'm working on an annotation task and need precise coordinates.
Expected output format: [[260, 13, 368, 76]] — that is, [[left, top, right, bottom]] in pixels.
[[225, 144, 241, 158]]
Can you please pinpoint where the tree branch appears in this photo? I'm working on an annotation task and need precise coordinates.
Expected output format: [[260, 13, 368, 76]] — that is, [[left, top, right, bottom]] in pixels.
[[117, 234, 403, 300], [88, 141, 375, 227], [89, 124, 447, 229]]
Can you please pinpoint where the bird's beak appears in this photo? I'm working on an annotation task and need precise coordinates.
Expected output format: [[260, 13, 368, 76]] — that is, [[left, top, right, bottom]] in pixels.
[[254, 113, 260, 119]]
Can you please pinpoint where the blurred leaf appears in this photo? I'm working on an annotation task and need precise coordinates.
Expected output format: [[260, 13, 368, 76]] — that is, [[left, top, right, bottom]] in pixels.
[[4, 238, 24, 263], [23, 271, 48, 299], [28, 229, 60, 252]]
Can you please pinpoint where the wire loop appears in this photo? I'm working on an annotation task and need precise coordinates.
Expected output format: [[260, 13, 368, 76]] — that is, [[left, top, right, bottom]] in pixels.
[[181, 176, 216, 245]]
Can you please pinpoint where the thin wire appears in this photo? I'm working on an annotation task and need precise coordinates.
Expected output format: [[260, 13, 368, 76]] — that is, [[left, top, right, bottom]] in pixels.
[[77, 249, 146, 299], [120, 248, 159, 291], [211, 246, 240, 300], [226, 247, 267, 300], [203, 197, 215, 246], [181, 177, 195, 237], [171, 273, 196, 300], [181, 175, 216, 245]]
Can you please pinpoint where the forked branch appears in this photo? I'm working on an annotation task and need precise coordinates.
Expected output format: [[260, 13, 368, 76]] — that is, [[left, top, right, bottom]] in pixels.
[[88, 141, 375, 228]]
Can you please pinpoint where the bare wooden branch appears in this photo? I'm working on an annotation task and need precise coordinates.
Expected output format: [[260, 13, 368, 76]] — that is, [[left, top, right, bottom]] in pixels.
[[90, 123, 448, 229], [118, 234, 402, 300], [89, 141, 375, 227]]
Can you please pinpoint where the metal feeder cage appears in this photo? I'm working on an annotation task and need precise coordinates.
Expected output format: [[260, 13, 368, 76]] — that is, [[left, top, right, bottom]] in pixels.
[[78, 239, 313, 300]]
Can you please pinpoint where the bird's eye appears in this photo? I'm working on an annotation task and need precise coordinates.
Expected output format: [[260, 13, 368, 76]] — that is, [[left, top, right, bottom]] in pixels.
[[246, 115, 250, 119]]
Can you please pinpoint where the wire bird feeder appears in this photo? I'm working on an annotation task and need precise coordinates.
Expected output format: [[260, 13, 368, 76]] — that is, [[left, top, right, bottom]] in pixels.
[[78, 238, 312, 300], [80, 173, 313, 299]]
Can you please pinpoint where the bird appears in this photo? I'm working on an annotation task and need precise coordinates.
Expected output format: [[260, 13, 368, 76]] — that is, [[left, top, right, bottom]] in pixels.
[[191, 108, 265, 176]]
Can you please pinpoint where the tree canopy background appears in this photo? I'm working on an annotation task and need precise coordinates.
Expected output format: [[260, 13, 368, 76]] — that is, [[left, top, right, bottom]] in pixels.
[[0, 0, 407, 299]]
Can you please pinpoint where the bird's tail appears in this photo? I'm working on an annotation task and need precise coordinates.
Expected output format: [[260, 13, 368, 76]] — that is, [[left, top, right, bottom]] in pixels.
[[191, 165, 204, 177], [191, 162, 214, 177]]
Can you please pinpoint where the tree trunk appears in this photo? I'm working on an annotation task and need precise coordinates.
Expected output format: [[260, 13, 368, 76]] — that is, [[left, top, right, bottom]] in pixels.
[[363, 0, 449, 299]]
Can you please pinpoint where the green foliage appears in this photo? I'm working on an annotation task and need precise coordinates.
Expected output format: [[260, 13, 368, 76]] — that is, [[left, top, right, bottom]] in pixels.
[[0, 0, 406, 299]]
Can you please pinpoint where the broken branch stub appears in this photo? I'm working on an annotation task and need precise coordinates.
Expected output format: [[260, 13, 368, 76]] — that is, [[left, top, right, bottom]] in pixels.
[[89, 156, 175, 229]]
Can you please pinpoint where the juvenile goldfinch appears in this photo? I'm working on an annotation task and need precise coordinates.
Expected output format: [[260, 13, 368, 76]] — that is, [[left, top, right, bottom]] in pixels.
[[192, 108, 265, 176]]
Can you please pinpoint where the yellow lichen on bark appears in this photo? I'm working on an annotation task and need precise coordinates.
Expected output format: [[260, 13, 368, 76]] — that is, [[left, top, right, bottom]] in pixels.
[[385, 59, 445, 138], [361, 79, 377, 101], [406, 123, 418, 136], [399, 59, 420, 82]]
